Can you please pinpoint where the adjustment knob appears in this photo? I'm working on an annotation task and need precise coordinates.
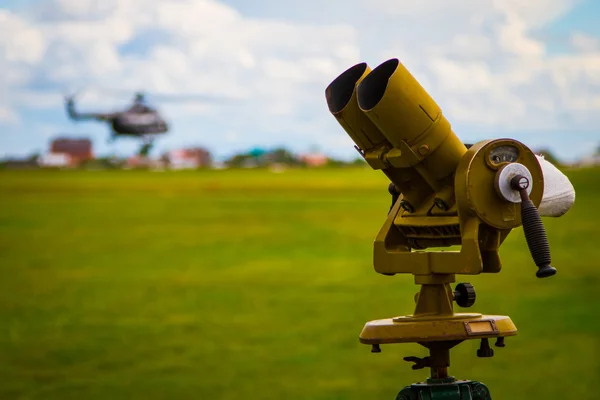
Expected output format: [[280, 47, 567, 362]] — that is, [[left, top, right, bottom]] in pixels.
[[454, 282, 476, 308]]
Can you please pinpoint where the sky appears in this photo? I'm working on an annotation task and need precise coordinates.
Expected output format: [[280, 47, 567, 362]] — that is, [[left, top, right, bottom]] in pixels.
[[0, 0, 599, 162]]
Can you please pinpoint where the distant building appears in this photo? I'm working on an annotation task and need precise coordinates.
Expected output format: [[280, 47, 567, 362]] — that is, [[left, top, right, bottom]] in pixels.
[[42, 138, 93, 167], [125, 155, 150, 169], [167, 148, 212, 169], [300, 152, 328, 167], [122, 156, 168, 170], [38, 153, 71, 168], [212, 161, 226, 170]]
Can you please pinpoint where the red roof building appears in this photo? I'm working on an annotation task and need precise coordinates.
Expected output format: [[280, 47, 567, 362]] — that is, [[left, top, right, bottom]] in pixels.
[[167, 148, 212, 169], [300, 152, 328, 167], [49, 138, 93, 166]]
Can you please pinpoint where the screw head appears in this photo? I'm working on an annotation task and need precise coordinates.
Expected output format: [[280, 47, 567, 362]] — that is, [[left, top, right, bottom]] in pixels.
[[434, 198, 448, 211], [511, 175, 530, 190], [400, 200, 415, 213], [517, 176, 529, 189]]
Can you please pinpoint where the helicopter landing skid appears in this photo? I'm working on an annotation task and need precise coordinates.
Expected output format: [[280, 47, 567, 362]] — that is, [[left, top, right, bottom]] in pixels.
[[138, 136, 155, 157]]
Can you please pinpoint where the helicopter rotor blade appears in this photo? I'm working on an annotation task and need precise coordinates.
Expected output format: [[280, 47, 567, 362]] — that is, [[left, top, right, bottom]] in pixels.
[[63, 85, 110, 103], [148, 93, 241, 104], [93, 87, 137, 97], [80, 86, 241, 103]]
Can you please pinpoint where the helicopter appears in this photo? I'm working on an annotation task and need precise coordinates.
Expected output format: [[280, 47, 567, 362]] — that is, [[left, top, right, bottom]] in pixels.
[[64, 89, 234, 157]]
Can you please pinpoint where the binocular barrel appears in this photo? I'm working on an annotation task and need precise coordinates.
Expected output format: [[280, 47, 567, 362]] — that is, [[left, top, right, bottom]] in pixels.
[[326, 58, 467, 207], [325, 63, 388, 151], [325, 63, 422, 198]]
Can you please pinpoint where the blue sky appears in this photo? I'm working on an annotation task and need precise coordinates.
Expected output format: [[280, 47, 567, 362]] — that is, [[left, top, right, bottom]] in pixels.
[[1, 0, 599, 162]]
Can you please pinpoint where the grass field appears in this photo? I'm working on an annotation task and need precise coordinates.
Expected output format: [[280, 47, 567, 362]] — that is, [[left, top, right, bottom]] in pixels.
[[0, 167, 599, 400]]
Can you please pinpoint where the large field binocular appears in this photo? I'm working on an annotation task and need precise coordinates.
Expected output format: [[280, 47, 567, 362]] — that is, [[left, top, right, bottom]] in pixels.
[[325, 57, 575, 399], [326, 58, 552, 279]]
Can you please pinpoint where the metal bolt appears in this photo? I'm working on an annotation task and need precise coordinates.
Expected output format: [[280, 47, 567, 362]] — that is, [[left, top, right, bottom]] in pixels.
[[400, 200, 415, 213], [511, 175, 530, 190], [434, 198, 448, 211], [517, 176, 529, 189]]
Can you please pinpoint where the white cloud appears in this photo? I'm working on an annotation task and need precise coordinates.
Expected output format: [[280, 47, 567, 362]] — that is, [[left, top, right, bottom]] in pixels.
[[0, 106, 19, 125], [0, 10, 45, 64], [491, 0, 579, 27], [495, 11, 545, 57], [571, 32, 600, 53], [356, 0, 600, 137], [0, 0, 598, 160]]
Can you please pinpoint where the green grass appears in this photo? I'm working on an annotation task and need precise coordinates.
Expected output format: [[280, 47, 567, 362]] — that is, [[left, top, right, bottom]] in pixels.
[[0, 167, 598, 399]]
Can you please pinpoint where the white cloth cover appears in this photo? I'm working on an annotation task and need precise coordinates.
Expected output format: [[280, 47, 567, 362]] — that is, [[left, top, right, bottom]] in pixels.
[[535, 155, 575, 217]]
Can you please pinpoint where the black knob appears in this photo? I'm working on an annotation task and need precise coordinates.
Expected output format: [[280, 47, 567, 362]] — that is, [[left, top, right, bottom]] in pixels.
[[510, 175, 557, 278], [371, 344, 381, 353], [454, 283, 476, 308], [495, 337, 506, 348], [477, 338, 494, 358]]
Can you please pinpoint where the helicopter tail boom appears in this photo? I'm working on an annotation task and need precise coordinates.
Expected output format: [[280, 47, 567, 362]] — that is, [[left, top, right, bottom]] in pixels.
[[65, 95, 114, 122]]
